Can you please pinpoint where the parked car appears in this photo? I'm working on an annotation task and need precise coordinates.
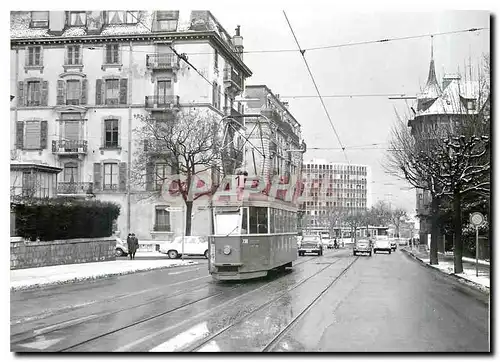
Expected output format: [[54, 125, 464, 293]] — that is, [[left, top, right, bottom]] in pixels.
[[353, 239, 372, 256], [374, 239, 392, 254], [298, 235, 323, 256], [115, 237, 128, 257], [159, 236, 209, 259], [390, 240, 397, 251]]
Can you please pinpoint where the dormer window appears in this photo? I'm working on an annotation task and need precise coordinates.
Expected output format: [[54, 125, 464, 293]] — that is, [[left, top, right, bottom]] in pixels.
[[154, 11, 179, 31], [30, 11, 49, 28], [68, 11, 87, 27], [466, 99, 476, 110], [106, 11, 138, 24]]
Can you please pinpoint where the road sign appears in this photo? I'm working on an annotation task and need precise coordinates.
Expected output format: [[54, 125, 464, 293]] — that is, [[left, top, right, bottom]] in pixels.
[[470, 212, 485, 226], [165, 207, 182, 212]]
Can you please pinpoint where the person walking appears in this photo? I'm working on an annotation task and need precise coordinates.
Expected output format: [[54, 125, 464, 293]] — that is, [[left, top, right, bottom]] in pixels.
[[131, 233, 139, 259], [126, 233, 134, 260]]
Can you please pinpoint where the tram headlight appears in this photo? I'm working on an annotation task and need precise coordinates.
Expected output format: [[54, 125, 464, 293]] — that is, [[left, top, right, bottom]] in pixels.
[[223, 245, 231, 255]]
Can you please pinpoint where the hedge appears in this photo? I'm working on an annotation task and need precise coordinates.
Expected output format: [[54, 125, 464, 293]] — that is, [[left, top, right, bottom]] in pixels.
[[12, 197, 120, 241]]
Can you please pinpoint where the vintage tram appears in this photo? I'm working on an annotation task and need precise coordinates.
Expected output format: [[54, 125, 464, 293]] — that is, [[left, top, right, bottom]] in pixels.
[[208, 195, 299, 281]]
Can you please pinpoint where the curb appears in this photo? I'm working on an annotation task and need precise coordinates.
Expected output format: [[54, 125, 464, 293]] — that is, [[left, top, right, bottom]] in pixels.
[[10, 261, 199, 292], [401, 249, 489, 295]]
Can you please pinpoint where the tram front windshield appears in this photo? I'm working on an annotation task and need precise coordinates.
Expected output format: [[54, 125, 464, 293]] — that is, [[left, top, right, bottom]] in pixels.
[[215, 211, 240, 236]]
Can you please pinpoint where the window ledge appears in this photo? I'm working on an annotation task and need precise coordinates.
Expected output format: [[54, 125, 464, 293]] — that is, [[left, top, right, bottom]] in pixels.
[[62, 65, 84, 73], [99, 146, 122, 151], [101, 64, 123, 71], [25, 65, 44, 73]]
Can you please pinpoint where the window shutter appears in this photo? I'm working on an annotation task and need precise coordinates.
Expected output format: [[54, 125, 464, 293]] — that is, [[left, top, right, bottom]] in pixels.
[[119, 78, 128, 104], [40, 120, 48, 149], [17, 81, 25, 107], [146, 161, 154, 191], [144, 139, 149, 151], [16, 121, 24, 149], [93, 163, 102, 191], [41, 81, 48, 106], [119, 162, 127, 191], [57, 80, 66, 105], [95, 79, 102, 105], [81, 79, 88, 105], [25, 47, 29, 66], [39, 46, 44, 66]]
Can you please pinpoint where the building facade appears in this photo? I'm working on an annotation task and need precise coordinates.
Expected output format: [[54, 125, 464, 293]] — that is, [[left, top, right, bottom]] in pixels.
[[10, 10, 252, 242], [300, 159, 369, 235], [243, 85, 305, 183]]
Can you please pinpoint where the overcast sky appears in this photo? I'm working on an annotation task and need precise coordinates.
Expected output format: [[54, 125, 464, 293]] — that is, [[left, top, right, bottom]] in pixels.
[[209, 9, 491, 215]]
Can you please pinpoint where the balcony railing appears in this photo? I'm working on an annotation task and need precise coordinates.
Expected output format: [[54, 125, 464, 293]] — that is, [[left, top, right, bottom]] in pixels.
[[52, 140, 88, 154], [223, 68, 243, 90], [145, 95, 180, 109], [146, 53, 180, 70], [57, 182, 93, 195]]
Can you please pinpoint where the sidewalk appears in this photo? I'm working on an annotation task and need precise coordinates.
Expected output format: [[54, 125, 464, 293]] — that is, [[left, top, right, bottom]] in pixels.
[[10, 252, 199, 292], [402, 247, 490, 293]]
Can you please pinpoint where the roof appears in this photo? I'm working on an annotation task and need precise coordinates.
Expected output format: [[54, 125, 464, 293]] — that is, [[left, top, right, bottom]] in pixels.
[[10, 11, 252, 77], [417, 79, 481, 117], [10, 161, 62, 173]]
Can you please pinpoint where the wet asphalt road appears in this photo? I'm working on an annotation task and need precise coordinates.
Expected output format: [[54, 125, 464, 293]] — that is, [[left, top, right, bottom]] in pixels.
[[11, 247, 489, 352]]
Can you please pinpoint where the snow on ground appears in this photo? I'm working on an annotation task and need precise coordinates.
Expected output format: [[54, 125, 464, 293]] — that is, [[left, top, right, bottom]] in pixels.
[[409, 250, 489, 291], [11, 257, 198, 291]]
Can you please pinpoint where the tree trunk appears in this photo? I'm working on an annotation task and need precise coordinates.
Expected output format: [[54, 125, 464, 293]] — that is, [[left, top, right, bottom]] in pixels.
[[453, 189, 463, 274], [429, 197, 439, 265], [185, 200, 193, 236]]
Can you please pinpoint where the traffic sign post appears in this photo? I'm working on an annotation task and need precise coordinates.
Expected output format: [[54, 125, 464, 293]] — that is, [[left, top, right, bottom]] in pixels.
[[470, 212, 485, 277]]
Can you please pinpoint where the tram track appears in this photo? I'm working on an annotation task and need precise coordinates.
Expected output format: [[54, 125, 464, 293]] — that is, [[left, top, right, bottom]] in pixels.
[[11, 252, 324, 352], [181, 256, 358, 352], [261, 255, 359, 351]]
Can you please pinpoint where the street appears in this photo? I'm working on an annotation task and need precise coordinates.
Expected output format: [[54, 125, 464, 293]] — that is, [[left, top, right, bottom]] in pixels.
[[10, 247, 489, 352]]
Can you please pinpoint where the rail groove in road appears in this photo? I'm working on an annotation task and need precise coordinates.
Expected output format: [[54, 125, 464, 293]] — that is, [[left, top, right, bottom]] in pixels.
[[11, 253, 323, 352], [180, 256, 356, 352]]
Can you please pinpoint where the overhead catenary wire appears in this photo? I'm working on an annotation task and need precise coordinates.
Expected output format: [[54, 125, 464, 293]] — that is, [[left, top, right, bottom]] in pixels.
[[77, 27, 487, 56], [282, 11, 350, 165]]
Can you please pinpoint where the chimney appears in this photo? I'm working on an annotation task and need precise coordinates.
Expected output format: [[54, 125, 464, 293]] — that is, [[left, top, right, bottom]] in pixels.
[[232, 25, 244, 59], [442, 73, 461, 90]]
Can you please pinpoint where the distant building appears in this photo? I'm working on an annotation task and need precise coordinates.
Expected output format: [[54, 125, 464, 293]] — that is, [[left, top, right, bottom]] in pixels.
[[300, 159, 370, 235]]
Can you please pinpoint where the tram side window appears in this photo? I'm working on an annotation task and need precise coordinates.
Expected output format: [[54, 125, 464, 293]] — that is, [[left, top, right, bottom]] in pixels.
[[269, 208, 275, 234], [241, 207, 248, 234], [249, 207, 268, 234]]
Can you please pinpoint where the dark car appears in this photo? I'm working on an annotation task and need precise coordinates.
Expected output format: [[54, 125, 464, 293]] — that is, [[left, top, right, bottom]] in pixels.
[[353, 239, 372, 256], [298, 235, 323, 256], [390, 240, 397, 251]]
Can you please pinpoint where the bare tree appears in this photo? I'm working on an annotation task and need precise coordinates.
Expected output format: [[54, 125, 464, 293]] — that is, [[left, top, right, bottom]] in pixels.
[[390, 207, 408, 238], [132, 108, 227, 236]]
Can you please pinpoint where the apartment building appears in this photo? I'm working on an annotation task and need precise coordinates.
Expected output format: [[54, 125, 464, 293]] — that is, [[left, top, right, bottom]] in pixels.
[[10, 10, 252, 241], [300, 159, 369, 234], [243, 85, 305, 186]]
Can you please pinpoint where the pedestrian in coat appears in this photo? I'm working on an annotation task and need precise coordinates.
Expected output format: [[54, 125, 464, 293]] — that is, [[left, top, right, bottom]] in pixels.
[[131, 233, 139, 259], [127, 233, 136, 260]]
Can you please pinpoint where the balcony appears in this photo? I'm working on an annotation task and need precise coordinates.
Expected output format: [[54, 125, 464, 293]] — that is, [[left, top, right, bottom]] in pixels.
[[52, 140, 88, 155], [145, 95, 180, 110], [146, 53, 180, 71], [57, 182, 93, 196], [223, 67, 243, 91]]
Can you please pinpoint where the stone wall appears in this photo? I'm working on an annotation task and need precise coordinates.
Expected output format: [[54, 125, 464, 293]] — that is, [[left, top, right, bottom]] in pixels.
[[10, 237, 116, 270]]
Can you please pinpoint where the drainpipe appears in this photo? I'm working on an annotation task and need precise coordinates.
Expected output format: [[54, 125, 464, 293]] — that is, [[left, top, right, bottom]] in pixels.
[[127, 41, 133, 235]]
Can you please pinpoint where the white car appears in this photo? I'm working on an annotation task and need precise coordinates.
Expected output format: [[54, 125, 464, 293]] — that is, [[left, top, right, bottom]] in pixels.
[[115, 237, 128, 257], [160, 236, 209, 259]]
